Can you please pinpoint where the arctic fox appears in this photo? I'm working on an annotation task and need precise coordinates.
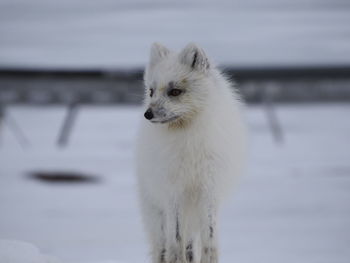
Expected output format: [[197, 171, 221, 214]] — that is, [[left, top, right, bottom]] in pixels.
[[136, 43, 245, 263]]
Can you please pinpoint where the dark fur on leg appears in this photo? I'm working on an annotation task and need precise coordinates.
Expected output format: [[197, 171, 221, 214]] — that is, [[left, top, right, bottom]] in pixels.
[[160, 248, 166, 263], [176, 215, 181, 243], [186, 242, 193, 262]]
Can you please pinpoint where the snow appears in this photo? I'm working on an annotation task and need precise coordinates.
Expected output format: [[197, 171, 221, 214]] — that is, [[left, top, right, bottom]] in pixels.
[[0, 240, 121, 263], [0, 240, 60, 263], [0, 104, 350, 263], [0, 0, 350, 69]]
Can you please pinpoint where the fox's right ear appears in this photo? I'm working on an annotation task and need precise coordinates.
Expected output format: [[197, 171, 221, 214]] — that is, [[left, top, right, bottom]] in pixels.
[[149, 42, 170, 67]]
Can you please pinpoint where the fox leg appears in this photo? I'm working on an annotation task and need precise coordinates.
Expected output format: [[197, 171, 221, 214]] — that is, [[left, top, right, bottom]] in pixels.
[[199, 198, 219, 263], [183, 205, 200, 263], [165, 202, 186, 263], [140, 199, 166, 263]]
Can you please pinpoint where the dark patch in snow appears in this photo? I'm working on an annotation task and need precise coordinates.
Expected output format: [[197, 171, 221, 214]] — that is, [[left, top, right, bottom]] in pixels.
[[27, 171, 100, 184]]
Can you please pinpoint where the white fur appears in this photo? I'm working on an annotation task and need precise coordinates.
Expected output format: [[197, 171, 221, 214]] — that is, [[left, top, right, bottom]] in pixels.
[[136, 43, 245, 263]]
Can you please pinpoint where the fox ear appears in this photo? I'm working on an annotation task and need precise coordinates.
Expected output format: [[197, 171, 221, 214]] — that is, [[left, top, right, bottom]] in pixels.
[[179, 43, 210, 72], [149, 42, 170, 67]]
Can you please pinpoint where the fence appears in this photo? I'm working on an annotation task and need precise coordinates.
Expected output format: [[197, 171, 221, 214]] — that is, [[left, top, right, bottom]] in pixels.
[[1, 66, 350, 147]]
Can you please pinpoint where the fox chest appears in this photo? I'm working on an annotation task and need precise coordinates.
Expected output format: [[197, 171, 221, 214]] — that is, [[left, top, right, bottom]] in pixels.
[[147, 139, 217, 191]]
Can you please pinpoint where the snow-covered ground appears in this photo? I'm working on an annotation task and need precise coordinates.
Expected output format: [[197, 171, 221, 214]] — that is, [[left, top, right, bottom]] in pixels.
[[0, 104, 349, 263], [1, 0, 350, 69], [0, 240, 61, 263]]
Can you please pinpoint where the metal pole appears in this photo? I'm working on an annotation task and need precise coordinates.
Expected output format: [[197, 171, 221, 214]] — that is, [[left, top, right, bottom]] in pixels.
[[262, 83, 284, 144], [57, 103, 79, 147], [0, 105, 30, 148]]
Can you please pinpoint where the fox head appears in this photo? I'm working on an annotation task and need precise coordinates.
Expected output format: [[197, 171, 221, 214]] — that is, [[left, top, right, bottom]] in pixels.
[[143, 43, 213, 129]]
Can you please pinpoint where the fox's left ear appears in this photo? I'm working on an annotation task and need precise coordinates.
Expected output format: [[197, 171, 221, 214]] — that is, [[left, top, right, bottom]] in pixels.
[[179, 43, 210, 72]]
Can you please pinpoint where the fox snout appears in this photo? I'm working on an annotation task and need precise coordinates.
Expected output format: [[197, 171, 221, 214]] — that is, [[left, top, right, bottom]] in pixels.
[[144, 106, 174, 123], [144, 108, 154, 120]]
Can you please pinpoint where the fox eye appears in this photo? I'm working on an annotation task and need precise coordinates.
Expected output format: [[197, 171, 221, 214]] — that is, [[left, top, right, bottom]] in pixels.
[[150, 88, 154, 97], [168, 89, 182, 97]]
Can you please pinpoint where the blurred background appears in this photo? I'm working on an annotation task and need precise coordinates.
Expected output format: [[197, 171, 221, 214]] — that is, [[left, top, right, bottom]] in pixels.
[[0, 0, 349, 262]]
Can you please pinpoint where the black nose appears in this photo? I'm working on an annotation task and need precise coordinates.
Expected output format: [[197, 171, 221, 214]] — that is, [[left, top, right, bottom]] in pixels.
[[144, 109, 154, 120]]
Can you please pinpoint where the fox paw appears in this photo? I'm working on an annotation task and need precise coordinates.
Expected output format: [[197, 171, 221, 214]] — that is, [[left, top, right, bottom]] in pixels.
[[167, 246, 185, 263], [201, 247, 218, 263]]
